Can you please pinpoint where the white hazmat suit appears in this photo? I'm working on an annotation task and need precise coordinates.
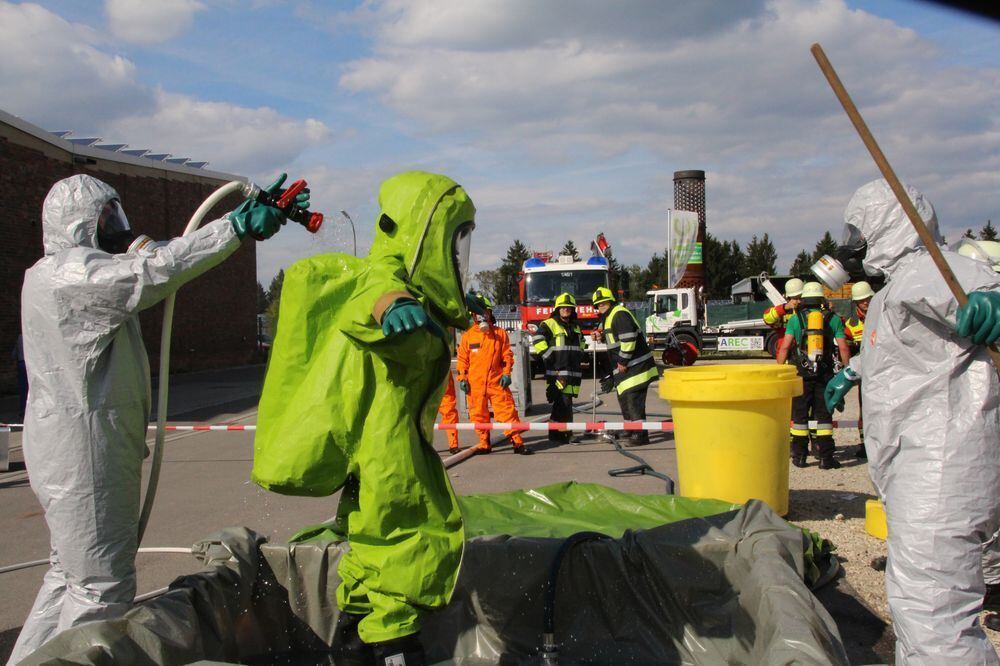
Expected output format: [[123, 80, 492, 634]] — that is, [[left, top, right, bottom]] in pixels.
[[844, 180, 1000, 664], [10, 175, 241, 664]]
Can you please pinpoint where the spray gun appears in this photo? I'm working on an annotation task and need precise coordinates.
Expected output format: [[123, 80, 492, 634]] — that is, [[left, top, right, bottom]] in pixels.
[[242, 179, 324, 233]]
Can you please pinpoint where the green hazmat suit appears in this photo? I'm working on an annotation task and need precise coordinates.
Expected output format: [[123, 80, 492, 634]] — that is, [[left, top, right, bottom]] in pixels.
[[252, 171, 475, 643]]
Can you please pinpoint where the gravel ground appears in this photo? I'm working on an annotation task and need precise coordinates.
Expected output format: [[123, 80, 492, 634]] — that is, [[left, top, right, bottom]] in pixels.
[[787, 389, 1000, 660]]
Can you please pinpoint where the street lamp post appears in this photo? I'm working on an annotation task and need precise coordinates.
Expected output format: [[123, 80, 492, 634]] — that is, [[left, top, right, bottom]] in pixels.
[[339, 210, 358, 256]]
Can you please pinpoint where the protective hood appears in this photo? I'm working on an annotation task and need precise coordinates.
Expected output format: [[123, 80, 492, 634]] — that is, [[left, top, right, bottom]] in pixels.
[[41, 175, 120, 255], [368, 171, 476, 328], [843, 179, 939, 277]]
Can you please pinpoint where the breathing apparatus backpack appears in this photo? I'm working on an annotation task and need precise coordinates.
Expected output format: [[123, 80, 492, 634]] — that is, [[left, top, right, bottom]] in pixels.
[[794, 307, 835, 377]]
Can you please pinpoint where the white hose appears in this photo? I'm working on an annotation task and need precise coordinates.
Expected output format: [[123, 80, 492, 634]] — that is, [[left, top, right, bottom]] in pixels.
[[0, 547, 194, 575], [136, 180, 248, 543]]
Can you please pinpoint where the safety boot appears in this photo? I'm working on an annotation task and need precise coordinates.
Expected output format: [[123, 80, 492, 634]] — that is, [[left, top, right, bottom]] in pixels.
[[331, 612, 373, 665], [791, 438, 809, 468], [855, 442, 867, 459], [984, 583, 1000, 612], [371, 633, 426, 666], [625, 432, 650, 447], [818, 456, 842, 470], [513, 444, 534, 455]]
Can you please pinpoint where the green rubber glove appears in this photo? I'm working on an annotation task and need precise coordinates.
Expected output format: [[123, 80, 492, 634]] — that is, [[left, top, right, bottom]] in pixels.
[[381, 299, 445, 339], [229, 200, 286, 240], [459, 380, 471, 393], [824, 367, 860, 413], [499, 374, 512, 388], [956, 290, 1000, 346]]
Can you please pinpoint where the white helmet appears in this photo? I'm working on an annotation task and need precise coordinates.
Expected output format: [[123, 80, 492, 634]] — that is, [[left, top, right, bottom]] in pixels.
[[784, 278, 804, 298], [953, 238, 1000, 272], [851, 281, 875, 301]]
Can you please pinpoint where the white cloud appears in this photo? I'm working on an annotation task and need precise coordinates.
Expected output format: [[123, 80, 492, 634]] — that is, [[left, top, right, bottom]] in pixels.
[[105, 0, 205, 45], [337, 0, 1000, 272], [0, 2, 155, 128], [106, 92, 331, 175]]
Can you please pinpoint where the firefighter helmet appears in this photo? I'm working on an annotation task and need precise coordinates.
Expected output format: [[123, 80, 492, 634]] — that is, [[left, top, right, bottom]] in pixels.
[[851, 281, 875, 301], [591, 286, 615, 306], [784, 278, 804, 298], [554, 292, 577, 309]]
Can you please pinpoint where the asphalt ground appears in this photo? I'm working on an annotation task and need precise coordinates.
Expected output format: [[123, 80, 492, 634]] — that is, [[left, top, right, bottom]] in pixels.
[[0, 365, 679, 661]]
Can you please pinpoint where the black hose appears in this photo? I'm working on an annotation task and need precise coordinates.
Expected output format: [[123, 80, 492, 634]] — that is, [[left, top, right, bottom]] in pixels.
[[541, 531, 612, 664], [607, 435, 675, 495]]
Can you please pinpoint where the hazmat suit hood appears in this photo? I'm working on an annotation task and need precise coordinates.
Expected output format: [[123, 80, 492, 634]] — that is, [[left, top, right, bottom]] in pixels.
[[42, 175, 120, 255], [843, 179, 939, 278], [368, 171, 476, 329]]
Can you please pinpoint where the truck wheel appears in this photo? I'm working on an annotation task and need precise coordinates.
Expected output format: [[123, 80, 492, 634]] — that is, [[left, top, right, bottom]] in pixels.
[[662, 332, 699, 367], [765, 331, 780, 358]]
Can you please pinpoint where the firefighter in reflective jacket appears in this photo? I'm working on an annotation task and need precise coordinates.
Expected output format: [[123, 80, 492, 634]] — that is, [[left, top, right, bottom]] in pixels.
[[592, 286, 659, 446], [532, 292, 587, 443], [457, 293, 533, 455], [438, 372, 460, 453], [844, 280, 874, 460], [763, 278, 804, 334], [776, 281, 851, 469]]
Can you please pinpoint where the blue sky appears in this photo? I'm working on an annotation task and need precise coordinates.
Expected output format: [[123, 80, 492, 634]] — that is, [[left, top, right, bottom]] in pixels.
[[1, 0, 996, 288]]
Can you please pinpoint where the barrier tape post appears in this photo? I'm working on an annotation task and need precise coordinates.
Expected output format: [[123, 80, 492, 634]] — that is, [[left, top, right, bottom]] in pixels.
[[0, 427, 8, 472]]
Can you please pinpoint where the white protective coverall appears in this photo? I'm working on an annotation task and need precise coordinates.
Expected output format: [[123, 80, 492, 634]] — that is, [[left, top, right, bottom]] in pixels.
[[10, 175, 241, 664], [845, 179, 1000, 664]]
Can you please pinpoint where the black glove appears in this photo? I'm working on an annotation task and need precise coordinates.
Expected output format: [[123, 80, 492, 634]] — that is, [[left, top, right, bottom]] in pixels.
[[599, 374, 615, 394], [545, 382, 558, 404]]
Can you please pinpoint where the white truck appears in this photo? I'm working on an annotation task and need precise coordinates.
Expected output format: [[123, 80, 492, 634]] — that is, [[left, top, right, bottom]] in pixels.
[[645, 276, 789, 364]]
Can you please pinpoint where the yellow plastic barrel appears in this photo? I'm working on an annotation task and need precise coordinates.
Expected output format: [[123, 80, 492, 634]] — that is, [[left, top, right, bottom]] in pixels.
[[660, 364, 803, 516], [865, 499, 888, 540]]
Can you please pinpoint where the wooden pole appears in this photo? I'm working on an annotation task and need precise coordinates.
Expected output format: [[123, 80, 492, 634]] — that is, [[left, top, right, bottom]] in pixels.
[[811, 43, 1000, 372]]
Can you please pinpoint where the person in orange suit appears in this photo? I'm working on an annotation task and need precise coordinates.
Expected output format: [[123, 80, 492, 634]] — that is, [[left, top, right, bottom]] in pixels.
[[438, 372, 461, 453], [457, 293, 533, 455]]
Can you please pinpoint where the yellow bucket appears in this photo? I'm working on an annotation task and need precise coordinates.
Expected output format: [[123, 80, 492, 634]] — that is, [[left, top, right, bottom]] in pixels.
[[660, 364, 803, 516], [865, 499, 887, 540]]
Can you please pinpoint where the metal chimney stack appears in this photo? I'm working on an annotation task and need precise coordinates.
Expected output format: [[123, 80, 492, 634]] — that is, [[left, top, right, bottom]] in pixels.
[[673, 170, 706, 290]]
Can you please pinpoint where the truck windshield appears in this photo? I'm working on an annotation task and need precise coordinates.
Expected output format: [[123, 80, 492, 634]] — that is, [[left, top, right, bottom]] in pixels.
[[524, 270, 609, 305]]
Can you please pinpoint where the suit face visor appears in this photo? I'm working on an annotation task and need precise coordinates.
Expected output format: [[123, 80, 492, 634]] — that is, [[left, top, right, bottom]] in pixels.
[[453, 222, 474, 292], [96, 200, 134, 254]]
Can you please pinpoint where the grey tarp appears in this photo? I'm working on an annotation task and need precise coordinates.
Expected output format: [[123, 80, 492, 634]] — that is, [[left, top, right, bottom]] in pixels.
[[19, 498, 847, 665]]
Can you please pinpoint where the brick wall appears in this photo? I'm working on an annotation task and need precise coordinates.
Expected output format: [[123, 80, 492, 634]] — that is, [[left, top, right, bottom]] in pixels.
[[1, 126, 257, 395]]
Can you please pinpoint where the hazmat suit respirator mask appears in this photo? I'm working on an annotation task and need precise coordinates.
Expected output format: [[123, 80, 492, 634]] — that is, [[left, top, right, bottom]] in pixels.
[[474, 313, 491, 331], [810, 223, 870, 291], [96, 200, 134, 254], [453, 222, 474, 292]]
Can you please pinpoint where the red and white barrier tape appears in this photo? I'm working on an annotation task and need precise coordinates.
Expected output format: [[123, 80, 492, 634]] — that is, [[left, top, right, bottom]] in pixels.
[[0, 420, 860, 432]]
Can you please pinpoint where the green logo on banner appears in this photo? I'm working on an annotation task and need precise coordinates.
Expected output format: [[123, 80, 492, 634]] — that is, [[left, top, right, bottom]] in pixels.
[[688, 242, 703, 264]]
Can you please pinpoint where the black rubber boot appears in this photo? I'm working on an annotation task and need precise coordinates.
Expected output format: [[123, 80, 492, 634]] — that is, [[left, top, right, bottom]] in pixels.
[[513, 444, 534, 455], [984, 583, 1000, 612], [818, 456, 842, 470], [371, 633, 426, 666], [791, 437, 809, 468], [625, 432, 650, 447], [331, 612, 373, 665]]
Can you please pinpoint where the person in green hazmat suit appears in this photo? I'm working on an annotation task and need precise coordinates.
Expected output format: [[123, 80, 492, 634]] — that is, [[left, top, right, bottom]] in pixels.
[[252, 171, 475, 665]]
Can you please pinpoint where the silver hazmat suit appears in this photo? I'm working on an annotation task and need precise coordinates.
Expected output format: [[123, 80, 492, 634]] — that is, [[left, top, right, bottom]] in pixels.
[[845, 179, 1000, 664], [9, 175, 241, 664]]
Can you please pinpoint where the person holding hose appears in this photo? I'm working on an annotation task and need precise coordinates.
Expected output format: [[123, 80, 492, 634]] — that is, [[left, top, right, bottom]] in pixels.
[[592, 286, 658, 446], [456, 292, 533, 455], [776, 281, 851, 469], [824, 179, 1000, 663], [843, 280, 873, 459], [532, 292, 586, 444], [10, 174, 296, 664], [253, 171, 475, 665]]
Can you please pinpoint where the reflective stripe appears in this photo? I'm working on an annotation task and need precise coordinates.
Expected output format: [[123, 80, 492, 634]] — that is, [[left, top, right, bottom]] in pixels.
[[605, 343, 620, 351], [546, 370, 583, 378], [541, 348, 555, 359], [790, 426, 809, 436], [627, 352, 653, 367], [616, 366, 658, 394], [814, 429, 834, 436], [530, 335, 545, 344], [546, 345, 580, 354], [619, 332, 638, 341], [619, 340, 637, 353]]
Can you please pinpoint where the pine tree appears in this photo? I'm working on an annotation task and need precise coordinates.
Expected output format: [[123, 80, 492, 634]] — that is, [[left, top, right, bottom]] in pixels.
[[964, 229, 977, 239], [745, 234, 777, 276], [256, 281, 269, 314], [264, 270, 285, 329], [472, 269, 500, 300], [496, 240, 532, 303], [789, 250, 812, 277], [703, 233, 746, 299], [812, 231, 838, 262], [981, 220, 997, 241], [560, 240, 581, 261]]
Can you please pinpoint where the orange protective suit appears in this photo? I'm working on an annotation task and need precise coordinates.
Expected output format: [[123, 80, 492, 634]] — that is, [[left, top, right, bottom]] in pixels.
[[437, 372, 460, 451], [456, 324, 524, 451]]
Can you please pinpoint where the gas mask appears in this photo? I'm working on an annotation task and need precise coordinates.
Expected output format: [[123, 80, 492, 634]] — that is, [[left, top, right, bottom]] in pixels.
[[96, 200, 134, 254], [474, 313, 491, 331], [811, 223, 871, 290]]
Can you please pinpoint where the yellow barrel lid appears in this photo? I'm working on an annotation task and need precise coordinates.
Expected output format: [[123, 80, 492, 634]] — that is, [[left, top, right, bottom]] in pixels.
[[660, 364, 803, 402]]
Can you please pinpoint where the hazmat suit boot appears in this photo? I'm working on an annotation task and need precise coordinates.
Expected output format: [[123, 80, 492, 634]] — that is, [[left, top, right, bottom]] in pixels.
[[790, 437, 809, 468], [371, 633, 426, 666], [331, 612, 374, 665]]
